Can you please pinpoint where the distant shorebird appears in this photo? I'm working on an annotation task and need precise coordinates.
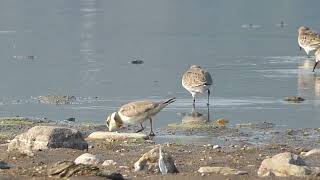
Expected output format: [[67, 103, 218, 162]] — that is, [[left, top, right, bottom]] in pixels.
[[106, 98, 175, 136], [314, 48, 320, 72], [298, 26, 320, 57], [182, 65, 212, 108]]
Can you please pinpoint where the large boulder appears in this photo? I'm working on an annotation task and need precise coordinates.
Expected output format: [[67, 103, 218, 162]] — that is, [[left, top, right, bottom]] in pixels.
[[258, 152, 320, 177], [8, 126, 88, 156]]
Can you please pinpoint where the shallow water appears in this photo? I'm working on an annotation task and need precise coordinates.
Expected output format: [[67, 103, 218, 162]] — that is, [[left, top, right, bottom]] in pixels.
[[1, 0, 320, 134]]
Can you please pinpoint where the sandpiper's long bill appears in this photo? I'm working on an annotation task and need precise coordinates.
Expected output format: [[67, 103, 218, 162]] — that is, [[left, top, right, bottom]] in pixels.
[[106, 98, 176, 136]]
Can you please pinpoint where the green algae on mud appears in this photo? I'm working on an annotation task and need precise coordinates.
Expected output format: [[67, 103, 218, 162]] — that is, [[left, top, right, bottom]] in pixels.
[[0, 117, 35, 126], [167, 122, 216, 130]]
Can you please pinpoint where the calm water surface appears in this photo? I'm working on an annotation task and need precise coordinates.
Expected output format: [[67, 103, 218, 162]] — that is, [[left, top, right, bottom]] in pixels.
[[1, 0, 320, 131]]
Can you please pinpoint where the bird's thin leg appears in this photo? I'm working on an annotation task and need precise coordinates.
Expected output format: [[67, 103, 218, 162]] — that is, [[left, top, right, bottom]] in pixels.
[[207, 89, 210, 107], [136, 123, 144, 133], [192, 96, 196, 109], [313, 62, 319, 72], [207, 103, 210, 122], [299, 46, 302, 51], [149, 118, 155, 136]]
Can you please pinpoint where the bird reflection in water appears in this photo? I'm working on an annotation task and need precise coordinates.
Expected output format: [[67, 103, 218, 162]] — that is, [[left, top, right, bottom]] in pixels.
[[179, 106, 210, 125], [298, 59, 320, 98]]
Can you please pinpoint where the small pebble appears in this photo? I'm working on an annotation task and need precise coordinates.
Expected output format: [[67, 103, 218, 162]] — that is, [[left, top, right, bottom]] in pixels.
[[213, 145, 221, 149]]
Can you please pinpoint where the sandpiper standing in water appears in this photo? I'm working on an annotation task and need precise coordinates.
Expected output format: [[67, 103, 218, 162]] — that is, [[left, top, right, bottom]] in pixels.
[[106, 98, 175, 136], [298, 26, 320, 57], [313, 48, 320, 72], [182, 65, 212, 108]]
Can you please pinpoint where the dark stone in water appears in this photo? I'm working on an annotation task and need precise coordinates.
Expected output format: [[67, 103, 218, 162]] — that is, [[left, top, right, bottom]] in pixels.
[[284, 96, 305, 103], [66, 117, 75, 122], [130, 60, 144, 64]]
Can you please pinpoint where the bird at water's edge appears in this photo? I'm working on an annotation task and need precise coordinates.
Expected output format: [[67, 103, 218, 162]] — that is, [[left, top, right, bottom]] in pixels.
[[182, 65, 212, 108], [106, 98, 176, 136]]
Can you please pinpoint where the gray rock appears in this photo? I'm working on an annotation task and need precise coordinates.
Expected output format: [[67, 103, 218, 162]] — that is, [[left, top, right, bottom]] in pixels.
[[257, 152, 320, 177], [8, 126, 88, 156], [134, 146, 159, 172], [0, 161, 10, 169], [198, 166, 248, 175], [158, 146, 179, 174], [74, 153, 103, 165]]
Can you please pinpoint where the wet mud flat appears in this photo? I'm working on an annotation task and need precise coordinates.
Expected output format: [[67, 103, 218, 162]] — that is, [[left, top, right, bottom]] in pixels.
[[0, 118, 319, 179]]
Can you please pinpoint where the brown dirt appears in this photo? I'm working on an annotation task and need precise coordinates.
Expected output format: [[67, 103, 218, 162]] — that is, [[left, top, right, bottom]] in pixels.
[[0, 120, 319, 179]]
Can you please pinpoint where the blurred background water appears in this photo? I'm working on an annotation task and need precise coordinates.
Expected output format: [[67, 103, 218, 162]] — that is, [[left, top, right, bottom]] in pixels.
[[0, 0, 320, 130]]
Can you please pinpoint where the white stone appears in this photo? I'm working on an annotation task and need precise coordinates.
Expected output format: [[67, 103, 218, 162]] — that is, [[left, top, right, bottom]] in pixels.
[[213, 145, 221, 149], [74, 153, 103, 165], [7, 126, 88, 156], [198, 166, 248, 175], [86, 131, 147, 140], [257, 152, 320, 177], [302, 149, 320, 157], [102, 160, 117, 166]]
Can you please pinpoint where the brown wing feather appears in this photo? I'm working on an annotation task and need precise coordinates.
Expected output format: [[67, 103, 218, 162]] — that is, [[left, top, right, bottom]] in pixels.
[[182, 68, 212, 87], [119, 101, 157, 117]]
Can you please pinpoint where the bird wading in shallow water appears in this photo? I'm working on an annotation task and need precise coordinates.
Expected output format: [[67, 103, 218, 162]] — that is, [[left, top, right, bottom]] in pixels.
[[298, 26, 320, 57], [182, 65, 212, 108], [313, 48, 320, 72], [106, 98, 176, 136]]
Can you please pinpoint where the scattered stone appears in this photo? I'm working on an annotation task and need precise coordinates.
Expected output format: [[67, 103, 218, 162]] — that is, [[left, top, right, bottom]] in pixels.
[[286, 129, 294, 135], [198, 166, 248, 175], [257, 152, 320, 177], [301, 149, 320, 157], [130, 60, 144, 65], [8, 126, 88, 156], [87, 131, 147, 140], [0, 161, 10, 169], [48, 161, 99, 178], [49, 161, 124, 179], [134, 146, 159, 171], [102, 160, 117, 166], [74, 153, 103, 165], [105, 172, 125, 180], [37, 95, 76, 105], [159, 146, 179, 174], [213, 145, 221, 149], [284, 96, 305, 103]]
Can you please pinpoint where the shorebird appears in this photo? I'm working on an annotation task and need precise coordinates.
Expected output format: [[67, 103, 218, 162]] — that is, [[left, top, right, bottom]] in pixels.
[[106, 98, 175, 136], [182, 65, 212, 108], [313, 48, 320, 72], [298, 26, 320, 57]]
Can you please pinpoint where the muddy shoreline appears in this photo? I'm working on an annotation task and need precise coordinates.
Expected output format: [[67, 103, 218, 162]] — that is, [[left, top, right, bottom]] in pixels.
[[0, 117, 319, 179]]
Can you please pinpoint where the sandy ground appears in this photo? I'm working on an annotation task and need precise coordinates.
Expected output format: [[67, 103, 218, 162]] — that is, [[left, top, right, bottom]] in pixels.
[[0, 119, 319, 179]]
